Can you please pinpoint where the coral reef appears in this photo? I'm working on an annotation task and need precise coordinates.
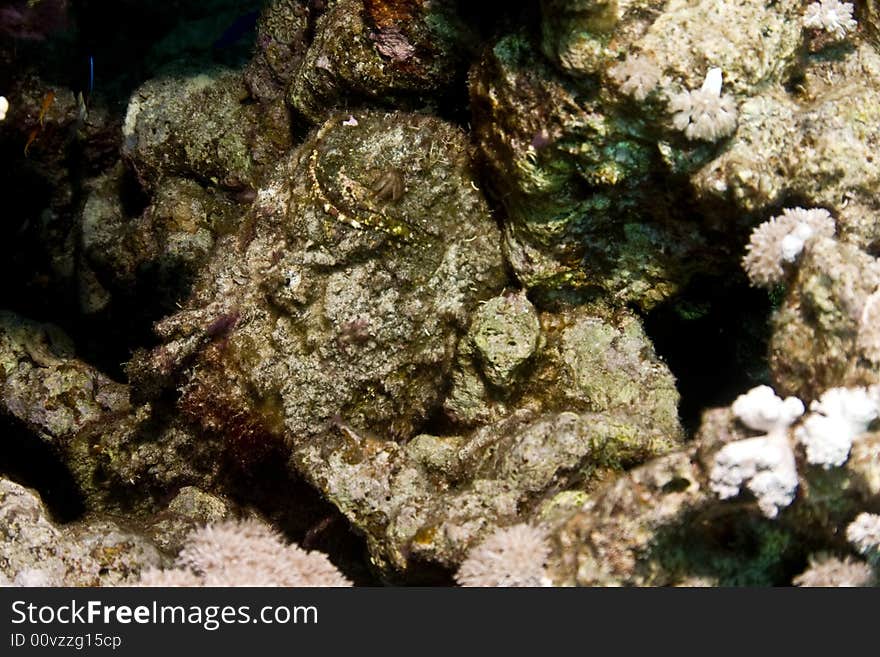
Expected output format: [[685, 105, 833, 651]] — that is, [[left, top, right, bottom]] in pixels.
[[2, 0, 880, 588]]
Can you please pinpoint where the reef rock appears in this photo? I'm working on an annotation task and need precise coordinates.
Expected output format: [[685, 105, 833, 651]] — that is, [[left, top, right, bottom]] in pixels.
[[288, 0, 474, 123], [126, 107, 689, 574], [470, 32, 719, 309], [770, 237, 880, 401], [0, 478, 164, 586], [122, 69, 284, 192]]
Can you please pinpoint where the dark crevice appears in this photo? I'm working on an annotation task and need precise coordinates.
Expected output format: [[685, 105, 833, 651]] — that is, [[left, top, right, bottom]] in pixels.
[[641, 273, 774, 434], [219, 450, 382, 586], [0, 415, 87, 523]]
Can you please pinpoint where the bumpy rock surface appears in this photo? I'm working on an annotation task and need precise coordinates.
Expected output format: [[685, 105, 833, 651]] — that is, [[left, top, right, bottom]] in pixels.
[[445, 293, 681, 434], [124, 107, 685, 573], [133, 109, 505, 439], [289, 0, 474, 123], [244, 0, 311, 147], [79, 165, 242, 315], [770, 238, 880, 401], [123, 110, 504, 568], [470, 32, 717, 309], [7, 0, 880, 587], [543, 404, 880, 586], [541, 0, 802, 91], [0, 311, 129, 449], [122, 69, 283, 191], [0, 478, 164, 586], [692, 42, 880, 248]]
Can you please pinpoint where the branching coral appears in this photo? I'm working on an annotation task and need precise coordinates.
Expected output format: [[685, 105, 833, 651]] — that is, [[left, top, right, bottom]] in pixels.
[[742, 208, 836, 287], [668, 68, 737, 141]]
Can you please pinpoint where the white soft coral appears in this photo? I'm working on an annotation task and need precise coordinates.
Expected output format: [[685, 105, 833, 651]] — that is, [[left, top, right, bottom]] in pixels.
[[710, 433, 799, 518], [710, 386, 803, 518], [803, 1, 857, 40], [609, 54, 662, 102], [846, 512, 880, 561], [731, 385, 805, 434], [741, 208, 836, 288], [668, 68, 737, 141], [795, 387, 878, 468]]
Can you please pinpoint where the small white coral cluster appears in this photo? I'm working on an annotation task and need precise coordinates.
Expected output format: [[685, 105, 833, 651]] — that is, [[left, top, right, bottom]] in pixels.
[[796, 387, 878, 468], [742, 207, 836, 287], [668, 68, 738, 142], [793, 553, 875, 587], [730, 384, 805, 434], [803, 1, 857, 40], [138, 518, 351, 587], [846, 512, 880, 563], [711, 385, 880, 517], [710, 386, 802, 518], [455, 523, 551, 587], [609, 56, 737, 142], [609, 54, 663, 102]]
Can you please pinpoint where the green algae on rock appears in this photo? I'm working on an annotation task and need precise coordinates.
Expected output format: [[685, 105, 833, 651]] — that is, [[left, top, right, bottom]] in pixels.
[[472, 0, 813, 309], [470, 32, 718, 309], [445, 293, 682, 437]]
